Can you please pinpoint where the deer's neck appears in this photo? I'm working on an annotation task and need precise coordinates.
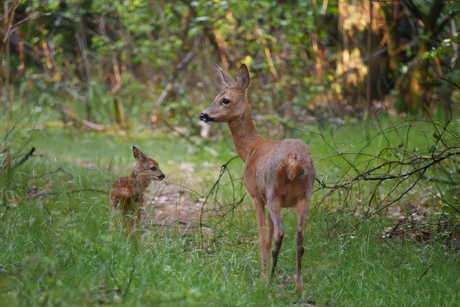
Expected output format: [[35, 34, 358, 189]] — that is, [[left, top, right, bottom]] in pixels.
[[228, 104, 263, 163], [129, 168, 151, 191]]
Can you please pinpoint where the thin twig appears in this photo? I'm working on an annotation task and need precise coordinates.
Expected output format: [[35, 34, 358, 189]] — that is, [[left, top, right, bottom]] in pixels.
[[199, 156, 240, 242], [416, 262, 435, 284]]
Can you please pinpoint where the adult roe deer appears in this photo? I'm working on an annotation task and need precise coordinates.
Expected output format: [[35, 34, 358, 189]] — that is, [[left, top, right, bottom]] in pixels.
[[110, 146, 165, 237], [199, 64, 315, 291]]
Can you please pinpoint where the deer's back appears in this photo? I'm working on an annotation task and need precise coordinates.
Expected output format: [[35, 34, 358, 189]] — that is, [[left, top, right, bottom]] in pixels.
[[245, 139, 315, 207]]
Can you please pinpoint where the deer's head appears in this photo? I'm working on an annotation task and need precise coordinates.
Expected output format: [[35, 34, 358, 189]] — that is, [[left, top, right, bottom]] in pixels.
[[200, 64, 250, 124], [132, 146, 165, 181]]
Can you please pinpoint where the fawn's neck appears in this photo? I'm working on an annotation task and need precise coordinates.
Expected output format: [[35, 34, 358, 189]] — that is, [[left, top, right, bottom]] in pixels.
[[228, 103, 264, 163], [129, 167, 151, 191]]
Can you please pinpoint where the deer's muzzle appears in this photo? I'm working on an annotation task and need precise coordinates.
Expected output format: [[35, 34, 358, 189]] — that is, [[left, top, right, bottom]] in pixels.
[[199, 113, 215, 123]]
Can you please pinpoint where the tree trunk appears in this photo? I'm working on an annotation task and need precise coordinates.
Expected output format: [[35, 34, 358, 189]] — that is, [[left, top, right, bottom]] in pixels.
[[337, 0, 370, 104]]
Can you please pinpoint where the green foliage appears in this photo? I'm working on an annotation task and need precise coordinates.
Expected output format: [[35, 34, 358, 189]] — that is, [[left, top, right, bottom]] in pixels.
[[2, 0, 458, 126], [448, 0, 460, 14]]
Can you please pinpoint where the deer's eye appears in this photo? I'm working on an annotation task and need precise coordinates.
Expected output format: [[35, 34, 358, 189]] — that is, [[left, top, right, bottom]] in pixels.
[[222, 98, 230, 105], [150, 166, 157, 171]]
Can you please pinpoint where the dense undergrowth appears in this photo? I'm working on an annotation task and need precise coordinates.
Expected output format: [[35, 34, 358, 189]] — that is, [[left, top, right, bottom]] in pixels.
[[1, 106, 460, 306]]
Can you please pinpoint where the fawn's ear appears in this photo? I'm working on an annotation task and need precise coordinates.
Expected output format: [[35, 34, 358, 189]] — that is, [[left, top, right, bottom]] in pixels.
[[236, 64, 250, 91], [132, 146, 146, 162], [215, 63, 237, 88]]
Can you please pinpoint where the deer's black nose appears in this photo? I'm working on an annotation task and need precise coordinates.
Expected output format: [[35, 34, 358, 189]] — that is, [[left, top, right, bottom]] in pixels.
[[200, 113, 214, 122], [158, 174, 165, 180]]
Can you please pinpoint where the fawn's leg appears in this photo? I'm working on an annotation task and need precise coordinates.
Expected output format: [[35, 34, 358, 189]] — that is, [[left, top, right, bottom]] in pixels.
[[133, 202, 144, 250], [110, 206, 117, 231], [110, 196, 120, 232], [295, 197, 310, 292], [267, 196, 284, 278], [129, 212, 138, 239], [128, 200, 141, 240]]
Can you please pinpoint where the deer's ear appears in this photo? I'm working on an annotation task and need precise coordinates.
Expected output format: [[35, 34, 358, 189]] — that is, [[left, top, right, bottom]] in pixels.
[[236, 64, 250, 91], [133, 146, 146, 162], [215, 64, 236, 88]]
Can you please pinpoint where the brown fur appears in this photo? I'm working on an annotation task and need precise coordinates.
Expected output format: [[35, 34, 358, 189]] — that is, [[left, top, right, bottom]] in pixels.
[[200, 64, 316, 291], [109, 146, 165, 238]]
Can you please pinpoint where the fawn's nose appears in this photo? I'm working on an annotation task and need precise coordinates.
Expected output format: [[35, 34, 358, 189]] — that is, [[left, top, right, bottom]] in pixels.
[[158, 174, 165, 180]]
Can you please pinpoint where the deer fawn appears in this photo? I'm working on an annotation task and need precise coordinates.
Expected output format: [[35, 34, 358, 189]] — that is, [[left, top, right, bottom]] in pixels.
[[200, 64, 315, 291], [110, 146, 165, 237]]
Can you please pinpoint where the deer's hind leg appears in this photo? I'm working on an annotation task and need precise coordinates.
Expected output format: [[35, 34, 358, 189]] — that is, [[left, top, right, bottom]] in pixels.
[[295, 195, 311, 291], [266, 214, 274, 279]]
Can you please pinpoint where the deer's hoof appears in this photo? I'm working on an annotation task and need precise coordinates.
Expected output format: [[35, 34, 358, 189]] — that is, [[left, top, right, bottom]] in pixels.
[[295, 283, 304, 292], [295, 275, 304, 291], [259, 274, 268, 282]]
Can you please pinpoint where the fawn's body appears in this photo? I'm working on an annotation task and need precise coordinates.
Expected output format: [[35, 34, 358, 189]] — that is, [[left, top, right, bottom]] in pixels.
[[110, 146, 165, 237], [200, 64, 315, 291]]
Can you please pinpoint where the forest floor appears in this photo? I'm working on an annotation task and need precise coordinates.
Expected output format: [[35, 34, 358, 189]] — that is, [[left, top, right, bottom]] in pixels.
[[1, 123, 459, 306]]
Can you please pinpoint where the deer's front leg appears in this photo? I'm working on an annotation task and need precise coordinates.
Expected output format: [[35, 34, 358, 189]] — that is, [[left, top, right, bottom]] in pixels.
[[267, 196, 284, 278], [251, 196, 268, 280], [128, 200, 143, 239], [110, 198, 123, 233], [110, 210, 119, 232]]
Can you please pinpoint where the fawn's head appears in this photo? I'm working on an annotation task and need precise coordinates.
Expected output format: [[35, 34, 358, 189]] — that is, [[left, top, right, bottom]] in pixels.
[[200, 64, 250, 124], [132, 146, 165, 181]]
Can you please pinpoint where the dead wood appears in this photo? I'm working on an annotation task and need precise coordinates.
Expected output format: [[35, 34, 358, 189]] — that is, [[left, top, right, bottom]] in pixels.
[[53, 103, 106, 132]]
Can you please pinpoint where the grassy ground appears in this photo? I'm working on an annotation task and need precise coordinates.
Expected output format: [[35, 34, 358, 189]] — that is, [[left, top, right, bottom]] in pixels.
[[1, 118, 459, 306]]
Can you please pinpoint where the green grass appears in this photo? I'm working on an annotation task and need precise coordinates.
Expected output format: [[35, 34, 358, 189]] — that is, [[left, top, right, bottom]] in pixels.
[[1, 116, 460, 306]]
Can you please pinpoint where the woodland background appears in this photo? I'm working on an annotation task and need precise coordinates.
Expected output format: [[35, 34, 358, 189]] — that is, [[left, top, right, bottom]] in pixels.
[[1, 0, 459, 131]]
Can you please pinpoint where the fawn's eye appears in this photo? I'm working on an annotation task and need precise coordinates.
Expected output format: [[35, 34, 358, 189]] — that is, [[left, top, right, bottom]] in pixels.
[[222, 98, 230, 105], [150, 166, 157, 171]]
